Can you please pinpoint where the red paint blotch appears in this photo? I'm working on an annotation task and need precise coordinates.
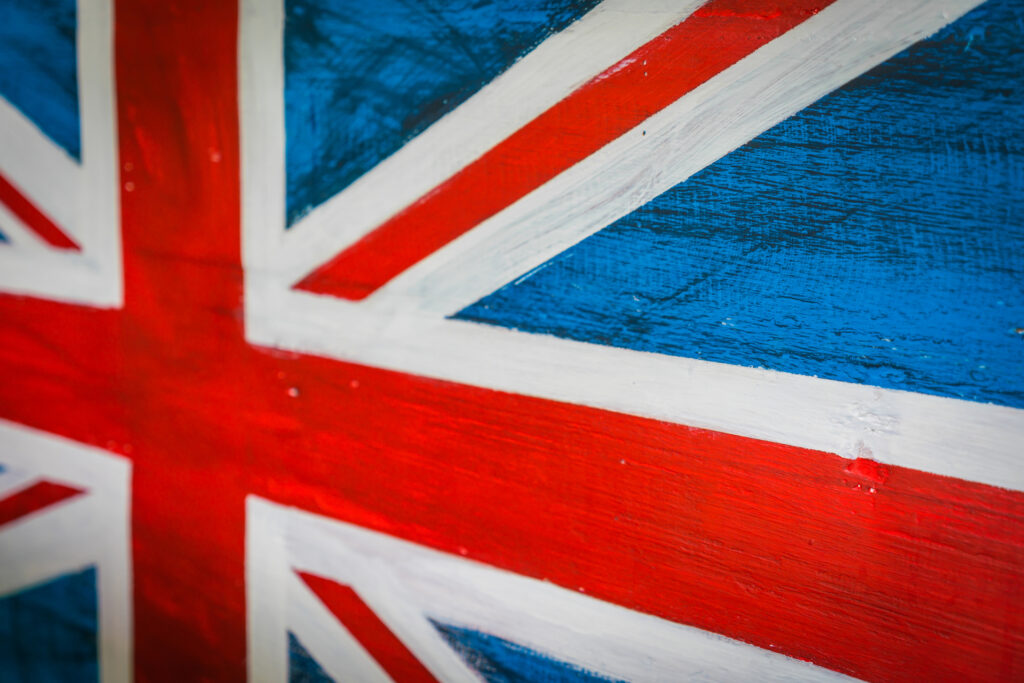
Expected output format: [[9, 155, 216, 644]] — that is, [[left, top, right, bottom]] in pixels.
[[845, 458, 891, 486]]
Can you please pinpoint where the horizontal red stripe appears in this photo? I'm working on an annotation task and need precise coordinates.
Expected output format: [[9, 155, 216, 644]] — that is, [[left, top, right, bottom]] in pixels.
[[298, 571, 440, 682], [295, 0, 835, 300], [249, 355, 1024, 682], [0, 171, 80, 251], [12, 1, 1014, 680], [0, 480, 85, 528]]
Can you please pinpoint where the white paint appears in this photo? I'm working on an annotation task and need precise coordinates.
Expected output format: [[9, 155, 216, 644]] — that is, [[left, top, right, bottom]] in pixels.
[[250, 298, 1024, 492], [0, 97, 78, 231], [0, 463, 37, 499], [0, 199, 53, 253], [0, 0, 121, 307], [241, 0, 1024, 492], [0, 419, 132, 683], [286, 569, 397, 683], [248, 497, 479, 683], [247, 497, 861, 682], [370, 0, 990, 316], [240, 0, 704, 282], [246, 495, 289, 683]]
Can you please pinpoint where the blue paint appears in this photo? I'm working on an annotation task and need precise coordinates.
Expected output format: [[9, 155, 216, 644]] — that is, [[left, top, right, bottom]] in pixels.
[[284, 0, 599, 226], [0, 231, 7, 244], [0, 566, 98, 683], [0, 0, 80, 160], [288, 631, 335, 683], [433, 620, 624, 683], [458, 0, 1024, 409]]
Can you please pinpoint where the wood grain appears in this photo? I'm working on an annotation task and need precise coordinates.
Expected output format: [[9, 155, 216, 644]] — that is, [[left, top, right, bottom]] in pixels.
[[461, 0, 1024, 409], [0, 1, 1019, 681]]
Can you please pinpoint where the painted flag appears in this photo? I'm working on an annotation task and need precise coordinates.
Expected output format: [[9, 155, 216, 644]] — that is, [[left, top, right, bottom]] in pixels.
[[0, 0, 120, 306], [237, 0, 1024, 679], [241, 0, 1024, 489], [0, 0, 1021, 681], [0, 2, 126, 679], [248, 497, 856, 682], [0, 421, 130, 683]]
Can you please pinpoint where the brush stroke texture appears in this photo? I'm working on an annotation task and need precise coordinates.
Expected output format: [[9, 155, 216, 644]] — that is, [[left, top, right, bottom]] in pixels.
[[434, 621, 626, 683], [283, 0, 599, 226], [0, 0, 80, 160], [0, 567, 98, 683], [459, 0, 1024, 409], [288, 632, 335, 683]]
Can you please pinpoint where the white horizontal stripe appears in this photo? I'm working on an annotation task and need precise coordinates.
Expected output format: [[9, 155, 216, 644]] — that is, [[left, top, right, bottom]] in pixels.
[[248, 293, 1024, 491], [0, 244, 118, 304], [0, 418, 127, 489], [244, 0, 1024, 492]]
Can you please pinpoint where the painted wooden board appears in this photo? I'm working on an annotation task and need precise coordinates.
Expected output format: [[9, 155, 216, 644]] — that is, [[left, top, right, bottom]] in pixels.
[[0, 421, 131, 683], [0, 0, 1021, 682], [247, 498, 856, 682], [282, 0, 601, 226], [459, 0, 1024, 409], [0, 0, 120, 305], [0, 0, 80, 161]]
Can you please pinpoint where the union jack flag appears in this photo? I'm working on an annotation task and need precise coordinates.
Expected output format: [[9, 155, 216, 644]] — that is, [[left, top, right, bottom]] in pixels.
[[1, 0, 1022, 681]]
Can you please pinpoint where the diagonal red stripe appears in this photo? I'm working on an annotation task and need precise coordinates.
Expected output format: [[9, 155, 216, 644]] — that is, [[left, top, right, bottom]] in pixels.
[[295, 0, 835, 300], [0, 171, 80, 251], [0, 480, 85, 528], [297, 571, 440, 682], [0, 0, 1008, 679]]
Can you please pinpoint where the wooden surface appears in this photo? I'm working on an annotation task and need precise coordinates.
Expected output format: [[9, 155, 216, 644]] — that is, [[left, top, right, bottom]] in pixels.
[[0, 0, 1021, 681]]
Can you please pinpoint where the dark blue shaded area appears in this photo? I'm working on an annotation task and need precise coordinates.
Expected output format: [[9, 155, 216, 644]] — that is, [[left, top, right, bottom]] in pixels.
[[434, 620, 624, 683], [288, 631, 335, 683], [0, 230, 8, 244], [459, 0, 1024, 408], [283, 0, 600, 225], [0, 0, 80, 160], [0, 566, 99, 683]]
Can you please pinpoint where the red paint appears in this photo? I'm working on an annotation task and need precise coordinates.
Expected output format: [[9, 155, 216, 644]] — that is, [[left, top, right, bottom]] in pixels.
[[0, 481, 85, 528], [298, 571, 440, 682], [0, 1, 1018, 682], [0, 171, 80, 250], [295, 0, 837, 300], [845, 458, 891, 485]]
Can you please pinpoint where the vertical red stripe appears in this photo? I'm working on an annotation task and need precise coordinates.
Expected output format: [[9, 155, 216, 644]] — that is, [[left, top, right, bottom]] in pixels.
[[0, 0, 1014, 680], [0, 172, 80, 250], [295, 0, 834, 300], [0, 480, 85, 527], [298, 571, 440, 682]]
